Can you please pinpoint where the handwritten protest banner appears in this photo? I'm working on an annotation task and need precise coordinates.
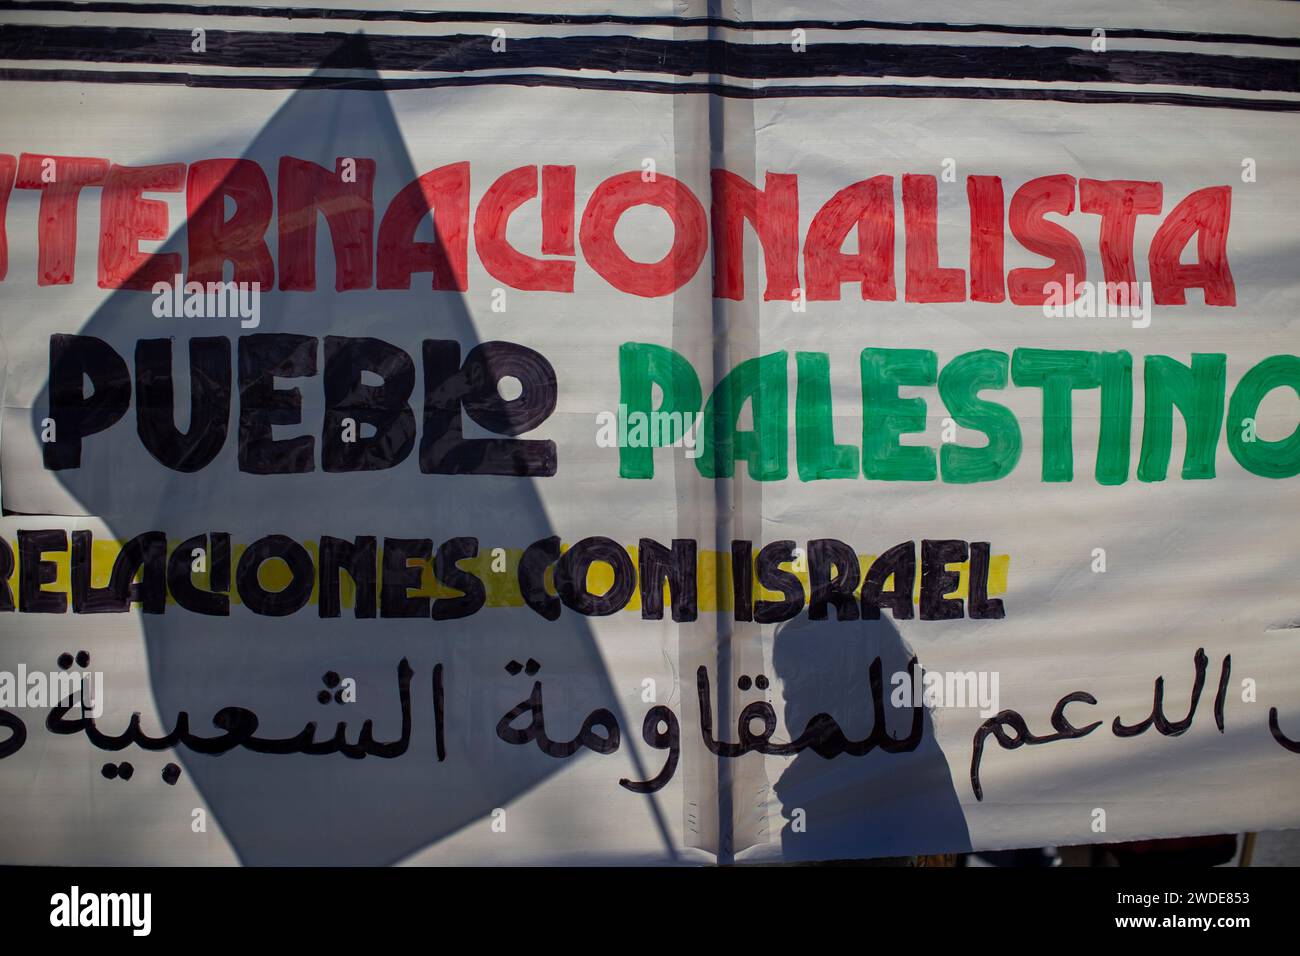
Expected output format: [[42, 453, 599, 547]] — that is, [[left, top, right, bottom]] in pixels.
[[0, 0, 1298, 865]]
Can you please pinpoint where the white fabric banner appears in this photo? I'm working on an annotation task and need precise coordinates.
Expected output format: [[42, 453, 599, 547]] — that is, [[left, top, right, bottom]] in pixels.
[[0, 0, 1297, 865]]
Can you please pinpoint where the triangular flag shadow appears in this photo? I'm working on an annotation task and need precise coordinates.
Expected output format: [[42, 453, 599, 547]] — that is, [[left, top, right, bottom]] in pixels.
[[34, 34, 674, 864]]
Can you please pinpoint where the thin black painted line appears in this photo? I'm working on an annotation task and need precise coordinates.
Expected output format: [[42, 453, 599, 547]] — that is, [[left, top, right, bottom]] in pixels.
[[0, 1, 1297, 49], [3, 66, 1299, 112], [0, 25, 1297, 93]]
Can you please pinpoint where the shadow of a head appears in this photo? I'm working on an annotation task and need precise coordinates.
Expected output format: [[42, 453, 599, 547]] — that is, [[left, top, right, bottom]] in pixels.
[[771, 614, 973, 861]]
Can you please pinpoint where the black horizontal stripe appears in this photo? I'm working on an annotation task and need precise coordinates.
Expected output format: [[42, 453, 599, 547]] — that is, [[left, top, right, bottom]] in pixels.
[[3, 65, 1299, 112], [0, 25, 1297, 92], [1, 0, 1298, 49]]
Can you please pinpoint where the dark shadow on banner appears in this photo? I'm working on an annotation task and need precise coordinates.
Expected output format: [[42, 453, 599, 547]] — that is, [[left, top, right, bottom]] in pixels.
[[30, 35, 673, 865], [773, 614, 973, 861]]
